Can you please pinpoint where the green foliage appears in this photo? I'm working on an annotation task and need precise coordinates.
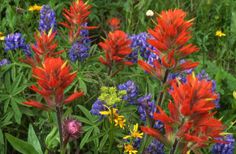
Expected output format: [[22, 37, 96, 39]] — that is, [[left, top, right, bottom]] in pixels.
[[5, 133, 39, 154]]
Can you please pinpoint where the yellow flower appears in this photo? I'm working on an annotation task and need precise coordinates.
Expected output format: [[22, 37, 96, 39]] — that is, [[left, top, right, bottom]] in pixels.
[[114, 115, 126, 129], [123, 123, 143, 139], [233, 91, 236, 100], [0, 32, 5, 40], [28, 4, 42, 12], [124, 144, 138, 154], [215, 30, 226, 37], [100, 107, 126, 129], [100, 107, 118, 117]]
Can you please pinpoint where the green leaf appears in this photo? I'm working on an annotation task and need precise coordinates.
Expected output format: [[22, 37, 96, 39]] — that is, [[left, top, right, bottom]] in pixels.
[[5, 133, 39, 154], [80, 127, 93, 149], [11, 100, 22, 124], [79, 78, 87, 94], [27, 124, 43, 154], [98, 133, 109, 151], [0, 129, 4, 145], [76, 116, 93, 125], [45, 127, 59, 150], [77, 104, 94, 122]]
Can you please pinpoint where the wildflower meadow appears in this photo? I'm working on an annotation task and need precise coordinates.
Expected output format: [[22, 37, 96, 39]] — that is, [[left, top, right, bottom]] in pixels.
[[0, 0, 236, 154]]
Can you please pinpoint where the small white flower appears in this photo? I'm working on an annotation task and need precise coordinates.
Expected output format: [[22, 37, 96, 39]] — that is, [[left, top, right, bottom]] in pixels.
[[146, 10, 154, 17]]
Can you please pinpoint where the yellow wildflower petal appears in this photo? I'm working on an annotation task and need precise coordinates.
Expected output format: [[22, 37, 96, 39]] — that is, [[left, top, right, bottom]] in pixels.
[[124, 144, 138, 154], [0, 36, 5, 40], [123, 135, 131, 139], [233, 91, 236, 100], [99, 111, 110, 115], [187, 150, 191, 154], [28, 4, 42, 12], [215, 30, 226, 37]]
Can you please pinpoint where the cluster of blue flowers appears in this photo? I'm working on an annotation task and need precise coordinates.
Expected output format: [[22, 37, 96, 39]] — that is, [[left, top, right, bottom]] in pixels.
[[137, 94, 156, 121], [69, 42, 90, 62], [68, 23, 91, 62], [118, 80, 138, 104], [4, 33, 31, 56], [128, 32, 156, 63], [212, 134, 235, 154], [90, 99, 106, 119], [145, 139, 165, 154], [39, 5, 56, 33], [0, 59, 10, 67]]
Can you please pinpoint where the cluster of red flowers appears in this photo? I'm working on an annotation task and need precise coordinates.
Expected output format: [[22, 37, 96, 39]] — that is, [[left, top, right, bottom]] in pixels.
[[141, 73, 225, 152], [24, 57, 83, 109], [60, 0, 96, 43], [138, 9, 199, 80], [99, 30, 132, 73], [23, 2, 88, 110], [24, 31, 63, 66]]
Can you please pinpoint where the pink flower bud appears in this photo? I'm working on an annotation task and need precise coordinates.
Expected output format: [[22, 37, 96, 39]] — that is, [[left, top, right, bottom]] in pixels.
[[63, 118, 82, 139]]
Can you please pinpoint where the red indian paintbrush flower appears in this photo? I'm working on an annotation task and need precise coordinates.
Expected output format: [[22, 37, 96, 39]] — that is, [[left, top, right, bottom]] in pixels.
[[23, 57, 83, 110], [23, 31, 64, 66], [141, 73, 225, 152], [138, 9, 199, 80], [99, 30, 132, 67], [60, 0, 96, 43], [107, 17, 121, 31]]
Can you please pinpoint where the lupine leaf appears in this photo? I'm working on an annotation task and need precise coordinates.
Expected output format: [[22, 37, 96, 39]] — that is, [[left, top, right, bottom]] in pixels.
[[5, 133, 38, 154]]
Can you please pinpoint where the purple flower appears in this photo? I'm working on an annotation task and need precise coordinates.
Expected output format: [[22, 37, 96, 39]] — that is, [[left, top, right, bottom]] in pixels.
[[90, 99, 106, 118], [128, 32, 156, 62], [212, 134, 235, 154], [0, 59, 10, 67], [39, 5, 56, 33], [118, 80, 138, 104], [4, 33, 31, 56], [80, 23, 91, 44], [137, 94, 156, 121], [145, 139, 165, 154], [63, 118, 82, 139], [69, 41, 89, 62]]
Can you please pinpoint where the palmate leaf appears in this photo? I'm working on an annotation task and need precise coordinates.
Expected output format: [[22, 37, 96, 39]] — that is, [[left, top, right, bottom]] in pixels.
[[5, 133, 39, 154]]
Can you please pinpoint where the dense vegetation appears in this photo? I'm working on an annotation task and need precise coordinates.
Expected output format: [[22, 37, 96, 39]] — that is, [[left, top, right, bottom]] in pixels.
[[0, 0, 235, 153]]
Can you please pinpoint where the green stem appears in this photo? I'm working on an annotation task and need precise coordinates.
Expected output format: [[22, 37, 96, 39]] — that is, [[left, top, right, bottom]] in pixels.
[[108, 107, 114, 153], [56, 107, 65, 154], [157, 69, 169, 107], [170, 139, 179, 154]]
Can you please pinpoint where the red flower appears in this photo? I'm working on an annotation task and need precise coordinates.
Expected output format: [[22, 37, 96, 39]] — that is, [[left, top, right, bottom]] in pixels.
[[99, 30, 132, 67], [138, 9, 199, 79], [60, 0, 96, 43], [23, 57, 83, 109], [23, 31, 64, 66], [141, 73, 225, 151], [107, 17, 121, 30]]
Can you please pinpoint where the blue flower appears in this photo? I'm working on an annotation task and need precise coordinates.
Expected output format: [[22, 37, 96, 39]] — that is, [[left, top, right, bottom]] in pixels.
[[69, 41, 89, 62], [0, 59, 10, 67], [4, 33, 31, 56], [90, 99, 106, 118], [212, 134, 235, 154], [80, 23, 91, 44], [129, 32, 156, 62], [145, 139, 165, 154], [118, 80, 138, 104], [137, 94, 156, 121], [39, 5, 56, 33]]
